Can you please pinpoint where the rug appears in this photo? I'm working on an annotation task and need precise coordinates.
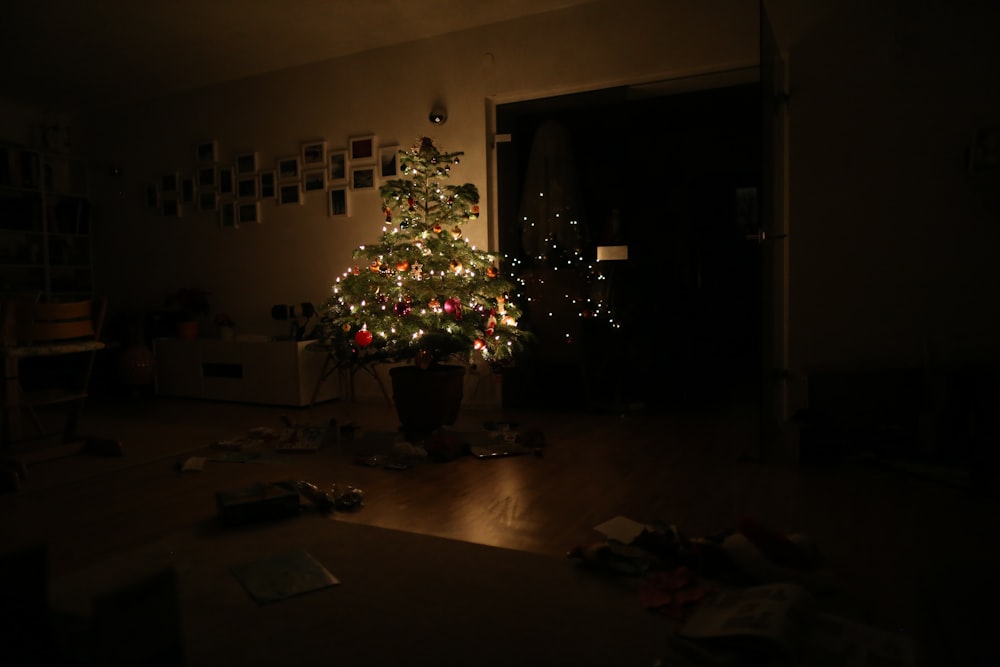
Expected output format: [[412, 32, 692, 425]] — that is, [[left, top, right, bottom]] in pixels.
[[48, 515, 671, 667]]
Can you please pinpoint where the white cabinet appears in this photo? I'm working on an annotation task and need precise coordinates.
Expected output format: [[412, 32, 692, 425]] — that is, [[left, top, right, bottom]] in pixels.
[[153, 338, 340, 406]]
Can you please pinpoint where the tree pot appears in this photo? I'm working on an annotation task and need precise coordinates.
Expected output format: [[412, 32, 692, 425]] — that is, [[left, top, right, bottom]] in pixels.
[[389, 364, 465, 437]]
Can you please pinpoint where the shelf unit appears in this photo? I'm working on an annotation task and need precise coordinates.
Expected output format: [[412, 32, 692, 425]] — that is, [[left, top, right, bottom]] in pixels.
[[0, 143, 93, 302]]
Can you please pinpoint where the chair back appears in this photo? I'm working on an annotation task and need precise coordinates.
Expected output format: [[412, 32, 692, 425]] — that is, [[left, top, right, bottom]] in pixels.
[[7, 299, 106, 346]]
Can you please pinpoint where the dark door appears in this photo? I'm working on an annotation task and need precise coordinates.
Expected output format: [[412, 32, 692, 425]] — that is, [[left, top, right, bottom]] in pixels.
[[495, 81, 762, 416]]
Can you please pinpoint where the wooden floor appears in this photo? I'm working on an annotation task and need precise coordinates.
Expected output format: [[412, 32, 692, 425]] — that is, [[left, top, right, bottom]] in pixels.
[[3, 390, 999, 665]]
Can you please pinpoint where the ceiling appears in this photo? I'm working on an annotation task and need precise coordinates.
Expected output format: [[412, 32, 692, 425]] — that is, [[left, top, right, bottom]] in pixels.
[[1, 0, 600, 113]]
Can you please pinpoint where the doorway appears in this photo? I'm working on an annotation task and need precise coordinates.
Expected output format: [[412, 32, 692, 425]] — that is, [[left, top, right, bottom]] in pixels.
[[495, 81, 762, 415]]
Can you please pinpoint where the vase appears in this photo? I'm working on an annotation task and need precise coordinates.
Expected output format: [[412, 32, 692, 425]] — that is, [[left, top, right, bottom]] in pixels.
[[389, 364, 465, 438]]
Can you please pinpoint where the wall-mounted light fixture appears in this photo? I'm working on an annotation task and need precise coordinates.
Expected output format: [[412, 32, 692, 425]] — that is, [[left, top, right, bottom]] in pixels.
[[429, 102, 447, 125]]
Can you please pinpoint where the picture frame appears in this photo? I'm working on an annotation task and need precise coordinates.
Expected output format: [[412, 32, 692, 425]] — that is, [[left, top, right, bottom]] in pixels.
[[196, 140, 218, 163], [180, 176, 195, 204], [328, 187, 349, 218], [301, 140, 327, 167], [237, 202, 260, 225], [198, 191, 218, 212], [197, 165, 216, 189], [276, 156, 300, 181], [237, 176, 258, 200], [328, 149, 348, 184], [303, 168, 327, 192], [160, 172, 178, 194], [259, 170, 276, 199], [378, 145, 399, 179], [235, 151, 258, 174], [351, 165, 375, 190], [349, 134, 375, 163], [219, 201, 237, 228], [161, 197, 181, 217], [278, 183, 302, 205], [218, 167, 235, 195]]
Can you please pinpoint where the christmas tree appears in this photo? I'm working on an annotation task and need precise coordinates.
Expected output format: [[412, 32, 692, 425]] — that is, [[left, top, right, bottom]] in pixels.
[[319, 137, 532, 372]]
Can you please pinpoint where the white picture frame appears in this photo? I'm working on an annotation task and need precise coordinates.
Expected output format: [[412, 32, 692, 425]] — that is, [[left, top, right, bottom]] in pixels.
[[259, 171, 276, 199], [196, 140, 218, 162], [351, 165, 375, 190], [301, 139, 327, 167], [349, 134, 375, 163], [303, 168, 327, 192], [235, 151, 258, 174], [276, 156, 300, 181], [328, 186, 349, 218], [219, 200, 238, 228], [278, 183, 302, 205], [379, 145, 399, 179], [328, 149, 348, 185], [237, 175, 258, 200], [238, 201, 260, 225]]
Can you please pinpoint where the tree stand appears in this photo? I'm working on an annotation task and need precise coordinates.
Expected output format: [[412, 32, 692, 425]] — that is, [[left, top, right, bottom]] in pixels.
[[389, 364, 465, 440]]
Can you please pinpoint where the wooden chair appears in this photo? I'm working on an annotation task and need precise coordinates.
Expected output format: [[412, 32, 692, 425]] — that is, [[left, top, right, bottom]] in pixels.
[[1, 297, 122, 488]]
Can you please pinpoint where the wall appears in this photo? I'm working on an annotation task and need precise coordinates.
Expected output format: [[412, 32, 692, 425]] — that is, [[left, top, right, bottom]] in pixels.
[[70, 0, 758, 401], [772, 0, 1000, 415]]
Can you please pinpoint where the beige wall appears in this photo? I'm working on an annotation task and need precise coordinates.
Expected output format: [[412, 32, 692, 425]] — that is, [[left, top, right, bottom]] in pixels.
[[75, 0, 758, 340], [772, 0, 1000, 417], [30, 0, 998, 408]]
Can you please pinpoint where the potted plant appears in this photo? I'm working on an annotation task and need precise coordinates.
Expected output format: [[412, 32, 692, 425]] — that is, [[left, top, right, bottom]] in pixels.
[[167, 287, 211, 340], [215, 312, 236, 341], [319, 138, 533, 436]]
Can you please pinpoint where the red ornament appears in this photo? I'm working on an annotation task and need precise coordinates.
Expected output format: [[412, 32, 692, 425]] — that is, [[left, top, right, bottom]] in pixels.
[[354, 327, 373, 347], [443, 297, 463, 320]]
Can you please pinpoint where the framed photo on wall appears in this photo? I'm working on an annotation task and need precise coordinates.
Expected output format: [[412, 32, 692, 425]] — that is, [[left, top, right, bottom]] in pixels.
[[180, 176, 195, 204], [218, 167, 235, 195], [161, 197, 181, 217], [303, 169, 326, 192], [238, 202, 260, 225], [328, 149, 348, 185], [235, 151, 258, 174], [198, 191, 218, 212], [328, 187, 349, 218], [378, 145, 399, 179], [301, 140, 327, 167], [219, 201, 237, 228], [196, 140, 218, 162], [259, 171, 276, 199], [237, 176, 258, 200], [351, 165, 375, 190], [160, 172, 178, 194], [276, 156, 300, 181], [349, 135, 375, 163], [278, 183, 302, 205], [197, 165, 216, 189]]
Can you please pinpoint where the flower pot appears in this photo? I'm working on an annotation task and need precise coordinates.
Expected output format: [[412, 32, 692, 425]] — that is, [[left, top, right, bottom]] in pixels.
[[389, 364, 465, 438], [177, 320, 200, 341]]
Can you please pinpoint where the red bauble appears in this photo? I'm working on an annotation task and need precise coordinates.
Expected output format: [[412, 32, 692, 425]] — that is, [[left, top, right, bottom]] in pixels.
[[354, 328, 373, 347], [443, 297, 463, 320]]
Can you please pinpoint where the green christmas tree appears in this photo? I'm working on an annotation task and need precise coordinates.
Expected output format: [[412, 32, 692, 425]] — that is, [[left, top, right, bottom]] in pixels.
[[319, 137, 532, 371]]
